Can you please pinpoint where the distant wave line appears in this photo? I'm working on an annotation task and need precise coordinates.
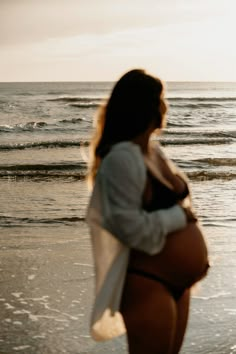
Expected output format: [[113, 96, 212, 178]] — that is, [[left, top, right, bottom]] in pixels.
[[0, 163, 87, 179], [169, 103, 223, 109], [0, 174, 85, 181], [167, 96, 236, 102], [190, 157, 236, 167], [58, 117, 86, 124], [47, 96, 236, 103], [0, 140, 90, 150], [160, 137, 233, 145], [69, 102, 99, 108], [1, 157, 235, 176], [0, 162, 87, 171], [164, 129, 236, 139], [1, 168, 235, 181], [2, 95, 236, 107], [47, 96, 104, 103], [0, 137, 233, 151], [166, 122, 193, 128], [187, 171, 236, 181], [0, 215, 85, 226], [14, 92, 34, 96], [0, 135, 234, 151]]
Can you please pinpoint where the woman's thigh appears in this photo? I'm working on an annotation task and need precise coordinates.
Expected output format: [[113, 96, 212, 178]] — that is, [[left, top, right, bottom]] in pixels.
[[172, 289, 191, 354], [120, 274, 178, 354]]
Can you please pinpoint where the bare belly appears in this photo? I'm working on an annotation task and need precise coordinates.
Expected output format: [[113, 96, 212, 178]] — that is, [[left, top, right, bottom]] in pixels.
[[129, 222, 209, 289]]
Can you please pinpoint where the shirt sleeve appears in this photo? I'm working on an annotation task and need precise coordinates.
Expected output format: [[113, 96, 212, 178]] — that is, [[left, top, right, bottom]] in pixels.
[[98, 145, 187, 255]]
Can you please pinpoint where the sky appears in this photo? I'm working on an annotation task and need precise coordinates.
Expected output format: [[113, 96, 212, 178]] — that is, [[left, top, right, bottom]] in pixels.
[[1, 0, 236, 82]]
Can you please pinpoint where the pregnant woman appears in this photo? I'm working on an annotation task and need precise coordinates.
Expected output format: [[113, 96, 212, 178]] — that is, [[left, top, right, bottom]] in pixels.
[[87, 69, 209, 353]]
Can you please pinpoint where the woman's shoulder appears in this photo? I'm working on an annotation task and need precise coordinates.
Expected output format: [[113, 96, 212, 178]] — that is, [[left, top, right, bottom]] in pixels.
[[101, 141, 143, 168], [99, 141, 146, 180], [110, 141, 141, 156]]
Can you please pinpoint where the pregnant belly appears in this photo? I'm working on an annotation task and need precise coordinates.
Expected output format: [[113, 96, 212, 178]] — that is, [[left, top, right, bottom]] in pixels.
[[129, 222, 209, 289]]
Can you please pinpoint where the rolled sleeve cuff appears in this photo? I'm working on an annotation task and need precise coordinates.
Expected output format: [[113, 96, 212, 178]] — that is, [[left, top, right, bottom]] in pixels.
[[156, 204, 187, 235]]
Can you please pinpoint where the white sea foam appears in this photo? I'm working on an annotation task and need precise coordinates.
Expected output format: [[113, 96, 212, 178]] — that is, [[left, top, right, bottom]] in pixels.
[[12, 292, 23, 298], [193, 291, 231, 300], [5, 303, 15, 309], [73, 262, 93, 267], [13, 309, 30, 315], [13, 345, 31, 351], [4, 318, 12, 323], [224, 308, 236, 313], [13, 321, 23, 325], [32, 335, 46, 339]]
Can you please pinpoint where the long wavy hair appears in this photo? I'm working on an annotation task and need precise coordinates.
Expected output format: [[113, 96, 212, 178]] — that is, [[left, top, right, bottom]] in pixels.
[[87, 69, 167, 187]]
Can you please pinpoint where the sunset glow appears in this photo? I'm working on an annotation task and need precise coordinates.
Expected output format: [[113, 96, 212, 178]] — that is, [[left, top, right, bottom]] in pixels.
[[1, 0, 236, 81]]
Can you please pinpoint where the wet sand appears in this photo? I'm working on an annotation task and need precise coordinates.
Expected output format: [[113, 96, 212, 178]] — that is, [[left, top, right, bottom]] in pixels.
[[0, 223, 96, 354], [1, 223, 236, 353]]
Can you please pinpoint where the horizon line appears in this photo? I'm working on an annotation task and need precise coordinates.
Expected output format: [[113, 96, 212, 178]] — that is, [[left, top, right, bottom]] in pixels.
[[1, 80, 236, 84]]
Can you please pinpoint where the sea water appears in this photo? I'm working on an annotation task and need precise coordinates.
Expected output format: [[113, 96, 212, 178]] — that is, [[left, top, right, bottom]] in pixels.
[[0, 81, 236, 353]]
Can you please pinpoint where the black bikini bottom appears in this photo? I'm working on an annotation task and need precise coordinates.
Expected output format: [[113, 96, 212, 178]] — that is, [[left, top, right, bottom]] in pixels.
[[127, 268, 186, 301]]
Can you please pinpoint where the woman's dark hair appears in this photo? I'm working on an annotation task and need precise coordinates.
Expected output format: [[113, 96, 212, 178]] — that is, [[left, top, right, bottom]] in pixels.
[[88, 69, 167, 186]]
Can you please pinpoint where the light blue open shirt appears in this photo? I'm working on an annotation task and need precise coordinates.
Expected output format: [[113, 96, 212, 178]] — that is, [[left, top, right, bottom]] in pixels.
[[86, 141, 187, 341]]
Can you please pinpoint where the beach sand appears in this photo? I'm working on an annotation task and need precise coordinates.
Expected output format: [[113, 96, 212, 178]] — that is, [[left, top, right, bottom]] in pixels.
[[1, 222, 236, 354]]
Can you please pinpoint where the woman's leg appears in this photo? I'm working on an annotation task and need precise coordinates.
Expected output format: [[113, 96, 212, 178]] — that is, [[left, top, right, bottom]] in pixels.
[[120, 274, 178, 354], [171, 288, 191, 354]]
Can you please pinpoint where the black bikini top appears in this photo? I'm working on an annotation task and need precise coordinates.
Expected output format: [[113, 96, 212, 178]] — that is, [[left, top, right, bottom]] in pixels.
[[143, 171, 189, 212]]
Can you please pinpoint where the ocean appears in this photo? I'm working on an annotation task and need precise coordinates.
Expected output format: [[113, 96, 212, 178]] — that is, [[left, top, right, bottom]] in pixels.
[[0, 81, 236, 354]]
